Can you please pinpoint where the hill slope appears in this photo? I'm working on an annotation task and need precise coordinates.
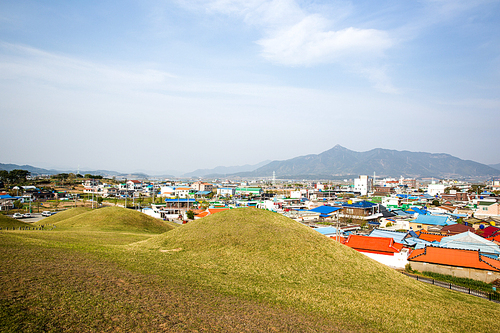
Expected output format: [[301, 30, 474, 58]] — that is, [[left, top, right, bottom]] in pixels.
[[243, 145, 500, 178], [0, 215, 31, 228], [2, 208, 499, 332], [36, 207, 92, 225], [44, 206, 176, 233], [135, 208, 500, 332]]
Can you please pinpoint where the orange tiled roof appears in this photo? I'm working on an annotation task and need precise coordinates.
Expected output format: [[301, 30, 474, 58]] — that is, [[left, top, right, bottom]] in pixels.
[[208, 208, 230, 214], [417, 231, 446, 242], [196, 211, 209, 218], [487, 235, 500, 243], [344, 235, 404, 255], [408, 246, 500, 272]]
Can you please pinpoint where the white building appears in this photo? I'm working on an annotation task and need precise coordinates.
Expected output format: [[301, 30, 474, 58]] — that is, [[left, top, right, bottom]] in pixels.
[[354, 175, 372, 196], [427, 183, 446, 197]]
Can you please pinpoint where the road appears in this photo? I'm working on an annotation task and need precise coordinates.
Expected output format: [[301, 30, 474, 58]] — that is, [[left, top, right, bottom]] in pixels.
[[11, 213, 47, 224]]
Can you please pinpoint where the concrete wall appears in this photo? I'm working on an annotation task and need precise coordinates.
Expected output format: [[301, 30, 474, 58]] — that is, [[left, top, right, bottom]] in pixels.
[[409, 262, 500, 283], [360, 250, 408, 269]]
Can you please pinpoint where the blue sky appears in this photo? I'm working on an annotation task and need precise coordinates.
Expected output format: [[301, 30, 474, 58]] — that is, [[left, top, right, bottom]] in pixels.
[[1, 0, 499, 175]]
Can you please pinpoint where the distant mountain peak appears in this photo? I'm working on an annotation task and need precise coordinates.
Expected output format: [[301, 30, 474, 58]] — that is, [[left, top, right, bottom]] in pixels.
[[243, 146, 500, 179]]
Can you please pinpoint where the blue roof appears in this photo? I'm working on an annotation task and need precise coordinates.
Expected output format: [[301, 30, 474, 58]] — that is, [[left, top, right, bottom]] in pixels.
[[165, 198, 197, 203], [411, 215, 450, 226], [368, 229, 408, 243], [405, 207, 428, 215], [308, 206, 341, 215], [342, 200, 377, 208], [196, 191, 211, 195], [314, 226, 339, 235], [404, 237, 433, 247], [392, 210, 412, 217], [0, 195, 14, 199]]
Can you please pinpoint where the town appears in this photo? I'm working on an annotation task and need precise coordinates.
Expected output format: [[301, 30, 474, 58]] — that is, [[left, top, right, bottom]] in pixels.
[[2, 170, 500, 287]]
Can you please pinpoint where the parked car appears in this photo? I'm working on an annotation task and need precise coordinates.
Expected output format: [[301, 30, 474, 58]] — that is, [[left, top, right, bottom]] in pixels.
[[22, 213, 32, 218], [41, 211, 52, 217], [13, 213, 22, 219]]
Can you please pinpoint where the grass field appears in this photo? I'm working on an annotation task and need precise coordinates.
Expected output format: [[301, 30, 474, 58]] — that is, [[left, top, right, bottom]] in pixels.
[[0, 214, 31, 228], [1, 207, 499, 332]]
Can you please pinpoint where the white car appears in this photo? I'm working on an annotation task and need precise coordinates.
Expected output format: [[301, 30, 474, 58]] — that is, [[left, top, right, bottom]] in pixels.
[[41, 211, 52, 217], [13, 213, 23, 219], [23, 213, 32, 218]]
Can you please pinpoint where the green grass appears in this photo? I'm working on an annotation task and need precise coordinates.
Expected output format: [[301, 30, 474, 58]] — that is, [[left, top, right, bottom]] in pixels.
[[37, 207, 92, 224], [0, 214, 31, 228], [37, 206, 177, 234], [1, 207, 500, 332], [416, 270, 498, 293]]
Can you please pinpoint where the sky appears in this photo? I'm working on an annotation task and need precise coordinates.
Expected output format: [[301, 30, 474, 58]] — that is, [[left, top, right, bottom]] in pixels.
[[1, 0, 499, 175]]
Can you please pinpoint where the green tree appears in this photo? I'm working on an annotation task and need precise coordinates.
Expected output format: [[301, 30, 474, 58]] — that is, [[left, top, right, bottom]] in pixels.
[[186, 210, 195, 220], [13, 200, 24, 210], [97, 196, 104, 207]]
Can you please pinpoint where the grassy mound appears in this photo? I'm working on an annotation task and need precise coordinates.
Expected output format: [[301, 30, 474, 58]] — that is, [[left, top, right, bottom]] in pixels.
[[0, 214, 31, 228], [36, 207, 91, 224], [49, 206, 175, 234], [135, 208, 500, 332], [2, 207, 499, 332]]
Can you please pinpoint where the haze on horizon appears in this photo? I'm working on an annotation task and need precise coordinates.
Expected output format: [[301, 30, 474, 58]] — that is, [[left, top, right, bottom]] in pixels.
[[1, 0, 499, 175]]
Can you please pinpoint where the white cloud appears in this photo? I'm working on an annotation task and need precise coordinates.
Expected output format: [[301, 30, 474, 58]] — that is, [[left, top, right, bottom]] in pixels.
[[175, 0, 396, 92], [257, 15, 392, 66]]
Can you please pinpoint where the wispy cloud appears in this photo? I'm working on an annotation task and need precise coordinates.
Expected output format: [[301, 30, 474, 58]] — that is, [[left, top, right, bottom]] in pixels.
[[257, 15, 392, 66], [176, 0, 397, 92]]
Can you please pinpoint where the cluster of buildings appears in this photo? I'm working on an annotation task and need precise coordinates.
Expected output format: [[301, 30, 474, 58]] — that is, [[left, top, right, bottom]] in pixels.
[[140, 175, 500, 283], [3, 173, 500, 284]]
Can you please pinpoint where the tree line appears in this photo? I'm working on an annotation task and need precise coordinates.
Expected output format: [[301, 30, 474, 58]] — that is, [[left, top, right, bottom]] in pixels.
[[0, 169, 31, 184]]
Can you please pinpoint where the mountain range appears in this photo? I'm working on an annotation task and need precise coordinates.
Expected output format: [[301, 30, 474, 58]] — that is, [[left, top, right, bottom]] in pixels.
[[0, 163, 152, 179], [182, 160, 271, 178], [2, 146, 499, 180], [235, 145, 500, 179]]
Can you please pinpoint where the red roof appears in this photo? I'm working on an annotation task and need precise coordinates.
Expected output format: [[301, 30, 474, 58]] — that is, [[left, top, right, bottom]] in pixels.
[[487, 234, 500, 244], [416, 231, 445, 242], [196, 208, 231, 218], [408, 246, 500, 272], [344, 235, 404, 255], [440, 224, 475, 235], [477, 226, 500, 238]]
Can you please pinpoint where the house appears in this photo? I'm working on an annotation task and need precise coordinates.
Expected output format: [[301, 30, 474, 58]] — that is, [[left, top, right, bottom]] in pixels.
[[415, 230, 446, 243], [126, 180, 143, 191], [217, 187, 236, 197], [353, 175, 372, 196], [0, 194, 15, 211], [313, 226, 345, 239], [367, 229, 409, 244], [408, 215, 452, 232], [195, 207, 231, 219], [476, 225, 500, 238], [343, 235, 409, 269], [191, 181, 213, 192], [235, 187, 262, 197], [439, 223, 475, 235], [308, 205, 341, 219], [174, 187, 193, 199], [340, 200, 382, 223], [407, 246, 500, 283], [427, 183, 446, 197], [474, 199, 500, 218], [438, 231, 500, 256]]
